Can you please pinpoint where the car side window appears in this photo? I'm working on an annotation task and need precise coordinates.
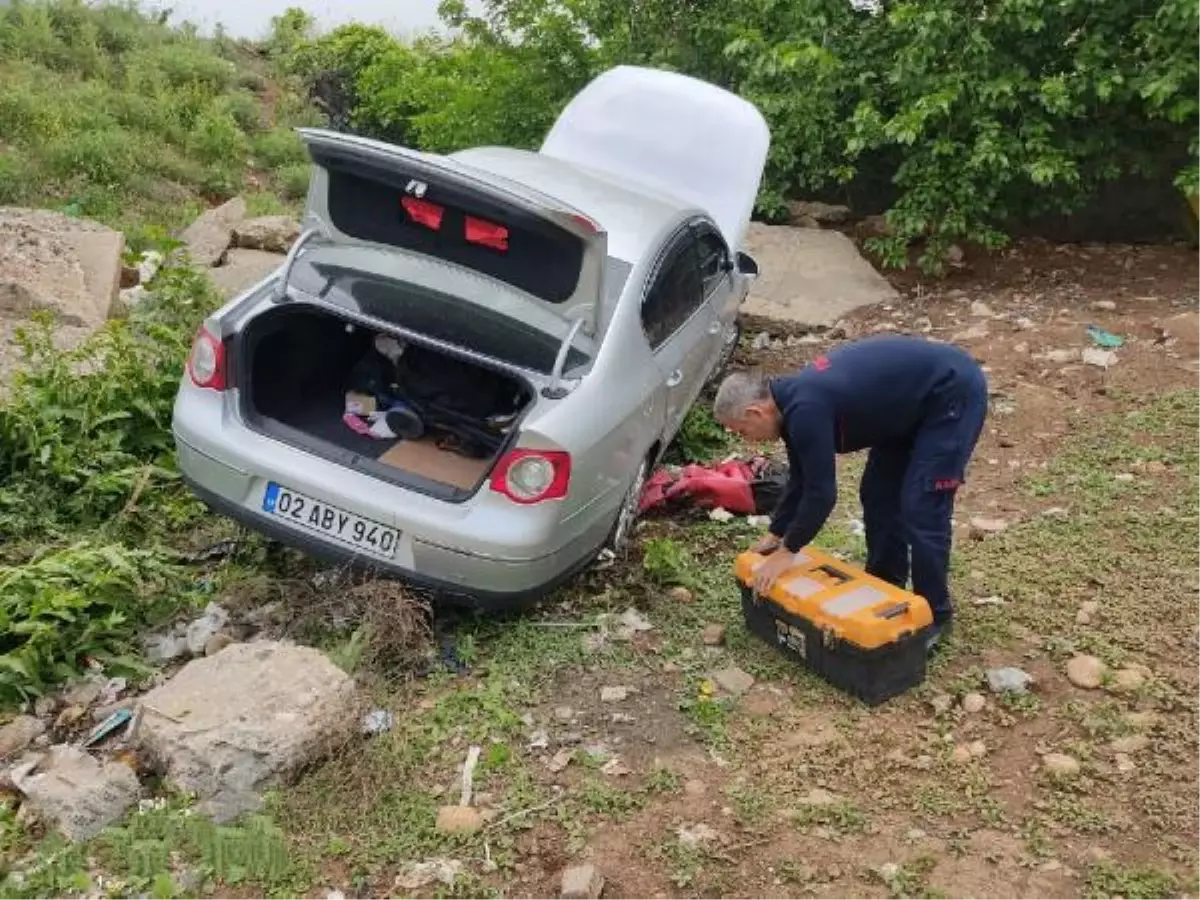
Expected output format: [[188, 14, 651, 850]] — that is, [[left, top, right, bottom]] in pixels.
[[693, 225, 730, 297], [642, 233, 703, 351]]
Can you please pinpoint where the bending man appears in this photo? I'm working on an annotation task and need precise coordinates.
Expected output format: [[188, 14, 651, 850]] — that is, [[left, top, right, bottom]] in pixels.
[[712, 334, 988, 651]]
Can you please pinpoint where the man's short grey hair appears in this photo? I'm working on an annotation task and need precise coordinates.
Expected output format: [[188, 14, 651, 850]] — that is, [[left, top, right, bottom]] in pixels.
[[712, 370, 771, 423]]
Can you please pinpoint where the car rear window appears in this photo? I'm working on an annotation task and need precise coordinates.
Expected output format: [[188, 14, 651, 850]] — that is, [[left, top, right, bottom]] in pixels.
[[316, 153, 585, 305]]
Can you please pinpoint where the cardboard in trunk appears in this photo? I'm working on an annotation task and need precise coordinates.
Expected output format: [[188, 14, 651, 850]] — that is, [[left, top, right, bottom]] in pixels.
[[377, 438, 491, 490]]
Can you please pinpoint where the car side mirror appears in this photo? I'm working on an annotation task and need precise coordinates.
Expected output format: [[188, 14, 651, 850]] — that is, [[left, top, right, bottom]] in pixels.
[[735, 251, 759, 279]]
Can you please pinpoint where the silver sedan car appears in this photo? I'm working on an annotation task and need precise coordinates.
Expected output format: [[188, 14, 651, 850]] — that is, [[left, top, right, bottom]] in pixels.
[[172, 64, 770, 605]]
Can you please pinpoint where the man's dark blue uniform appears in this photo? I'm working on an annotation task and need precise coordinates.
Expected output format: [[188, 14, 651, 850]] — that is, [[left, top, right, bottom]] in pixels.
[[767, 335, 988, 628]]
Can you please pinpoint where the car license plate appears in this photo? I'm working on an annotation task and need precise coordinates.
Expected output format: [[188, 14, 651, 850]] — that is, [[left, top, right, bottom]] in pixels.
[[262, 482, 399, 558]]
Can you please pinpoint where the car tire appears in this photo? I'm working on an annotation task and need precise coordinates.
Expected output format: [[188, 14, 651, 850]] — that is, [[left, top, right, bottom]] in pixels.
[[606, 459, 648, 555]]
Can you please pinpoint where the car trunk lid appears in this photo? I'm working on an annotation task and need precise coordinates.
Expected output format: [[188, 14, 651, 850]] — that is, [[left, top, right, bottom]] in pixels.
[[295, 128, 609, 339]]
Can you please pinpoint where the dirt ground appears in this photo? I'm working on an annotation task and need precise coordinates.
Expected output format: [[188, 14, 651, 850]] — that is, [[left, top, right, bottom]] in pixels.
[[244, 238, 1198, 900]]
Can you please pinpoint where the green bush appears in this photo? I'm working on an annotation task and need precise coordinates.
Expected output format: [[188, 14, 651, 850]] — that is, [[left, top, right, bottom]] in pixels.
[[282, 0, 1198, 270], [276, 162, 311, 200], [252, 126, 307, 169], [0, 154, 29, 204], [0, 542, 185, 704], [187, 107, 249, 166], [44, 127, 139, 185]]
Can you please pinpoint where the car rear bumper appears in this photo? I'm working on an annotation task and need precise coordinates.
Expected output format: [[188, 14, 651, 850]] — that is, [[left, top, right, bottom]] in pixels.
[[173, 428, 614, 606]]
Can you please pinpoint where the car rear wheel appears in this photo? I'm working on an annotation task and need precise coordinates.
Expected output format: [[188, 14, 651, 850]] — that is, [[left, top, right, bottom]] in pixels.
[[607, 459, 648, 554]]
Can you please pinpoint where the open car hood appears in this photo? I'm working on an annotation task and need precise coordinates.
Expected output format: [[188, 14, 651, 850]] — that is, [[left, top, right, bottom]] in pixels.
[[540, 66, 771, 252]]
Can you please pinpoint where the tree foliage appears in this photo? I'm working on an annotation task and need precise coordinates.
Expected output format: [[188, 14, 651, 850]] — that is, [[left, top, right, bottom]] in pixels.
[[281, 0, 1197, 268]]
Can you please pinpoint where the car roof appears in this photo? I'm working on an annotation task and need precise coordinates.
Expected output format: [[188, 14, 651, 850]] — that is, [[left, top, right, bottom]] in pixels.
[[449, 146, 695, 264]]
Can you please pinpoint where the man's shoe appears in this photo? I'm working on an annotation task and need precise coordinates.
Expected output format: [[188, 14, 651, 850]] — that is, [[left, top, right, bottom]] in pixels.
[[926, 619, 953, 655]]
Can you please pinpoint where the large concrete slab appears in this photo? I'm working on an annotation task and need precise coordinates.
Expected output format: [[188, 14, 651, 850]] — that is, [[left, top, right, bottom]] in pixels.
[[207, 248, 284, 300], [0, 207, 125, 327], [740, 223, 898, 329]]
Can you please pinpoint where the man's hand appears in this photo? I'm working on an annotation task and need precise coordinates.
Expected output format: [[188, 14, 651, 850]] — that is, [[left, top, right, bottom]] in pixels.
[[750, 533, 781, 555], [753, 546, 797, 595]]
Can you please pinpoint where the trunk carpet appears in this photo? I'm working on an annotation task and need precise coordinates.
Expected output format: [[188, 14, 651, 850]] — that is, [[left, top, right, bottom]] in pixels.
[[280, 392, 392, 460]]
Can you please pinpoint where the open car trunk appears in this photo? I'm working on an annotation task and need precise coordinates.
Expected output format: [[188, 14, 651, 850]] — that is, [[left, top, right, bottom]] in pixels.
[[238, 303, 534, 501]]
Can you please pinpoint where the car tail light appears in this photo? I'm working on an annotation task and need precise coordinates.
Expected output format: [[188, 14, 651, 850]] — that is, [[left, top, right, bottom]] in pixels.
[[401, 196, 444, 230], [464, 215, 509, 251], [490, 449, 571, 504], [570, 213, 601, 233], [187, 325, 226, 391]]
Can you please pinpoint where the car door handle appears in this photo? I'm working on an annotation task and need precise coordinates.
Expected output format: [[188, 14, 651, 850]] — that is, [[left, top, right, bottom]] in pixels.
[[665, 369, 683, 387], [707, 320, 722, 335]]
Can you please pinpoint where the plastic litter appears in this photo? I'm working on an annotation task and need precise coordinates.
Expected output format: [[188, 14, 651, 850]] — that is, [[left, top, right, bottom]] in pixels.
[[82, 708, 133, 748], [362, 709, 395, 735], [1086, 324, 1124, 349]]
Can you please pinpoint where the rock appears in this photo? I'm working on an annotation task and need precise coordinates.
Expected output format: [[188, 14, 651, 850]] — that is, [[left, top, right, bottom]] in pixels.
[[0, 716, 45, 760], [798, 787, 840, 807], [857, 214, 892, 238], [1082, 347, 1118, 368], [952, 323, 990, 342], [547, 748, 574, 773], [196, 788, 264, 825], [601, 757, 631, 777], [677, 823, 720, 847], [905, 828, 927, 842], [1076, 600, 1100, 625], [33, 696, 57, 719], [0, 208, 124, 328], [711, 666, 755, 696], [951, 745, 973, 764], [969, 301, 995, 318], [708, 507, 734, 522], [877, 862, 902, 882], [614, 607, 653, 639], [969, 517, 1009, 539], [135, 641, 355, 802], [929, 693, 953, 714], [203, 633, 235, 657], [1066, 655, 1106, 689], [11, 745, 139, 841], [968, 740, 987, 758], [207, 248, 284, 300], [396, 858, 464, 891], [668, 586, 694, 604], [54, 706, 86, 731], [1038, 348, 1080, 364], [961, 692, 986, 714], [1157, 311, 1199, 357], [1109, 734, 1149, 754], [1109, 667, 1148, 693], [435, 805, 482, 834], [232, 216, 300, 254], [179, 197, 246, 267], [144, 631, 189, 665], [986, 667, 1034, 694], [600, 686, 633, 703], [752, 330, 772, 351], [741, 223, 898, 329], [793, 214, 821, 229], [1041, 753, 1080, 777], [702, 624, 727, 646], [786, 200, 852, 225], [1114, 753, 1136, 774], [61, 679, 102, 709], [911, 316, 933, 334], [560, 863, 604, 899], [185, 603, 230, 656], [944, 244, 965, 265], [554, 706, 575, 723], [1014, 317, 1036, 331], [1091, 300, 1117, 311]]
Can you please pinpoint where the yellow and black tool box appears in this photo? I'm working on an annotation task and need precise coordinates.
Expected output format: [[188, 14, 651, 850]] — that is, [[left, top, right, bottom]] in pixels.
[[735, 547, 933, 705]]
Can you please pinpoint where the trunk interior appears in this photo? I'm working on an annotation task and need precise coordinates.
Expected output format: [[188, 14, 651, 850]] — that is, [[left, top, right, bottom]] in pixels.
[[240, 304, 533, 498]]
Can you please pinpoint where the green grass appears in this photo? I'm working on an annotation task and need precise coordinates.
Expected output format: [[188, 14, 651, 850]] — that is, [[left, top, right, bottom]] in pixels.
[[0, 0, 312, 232]]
